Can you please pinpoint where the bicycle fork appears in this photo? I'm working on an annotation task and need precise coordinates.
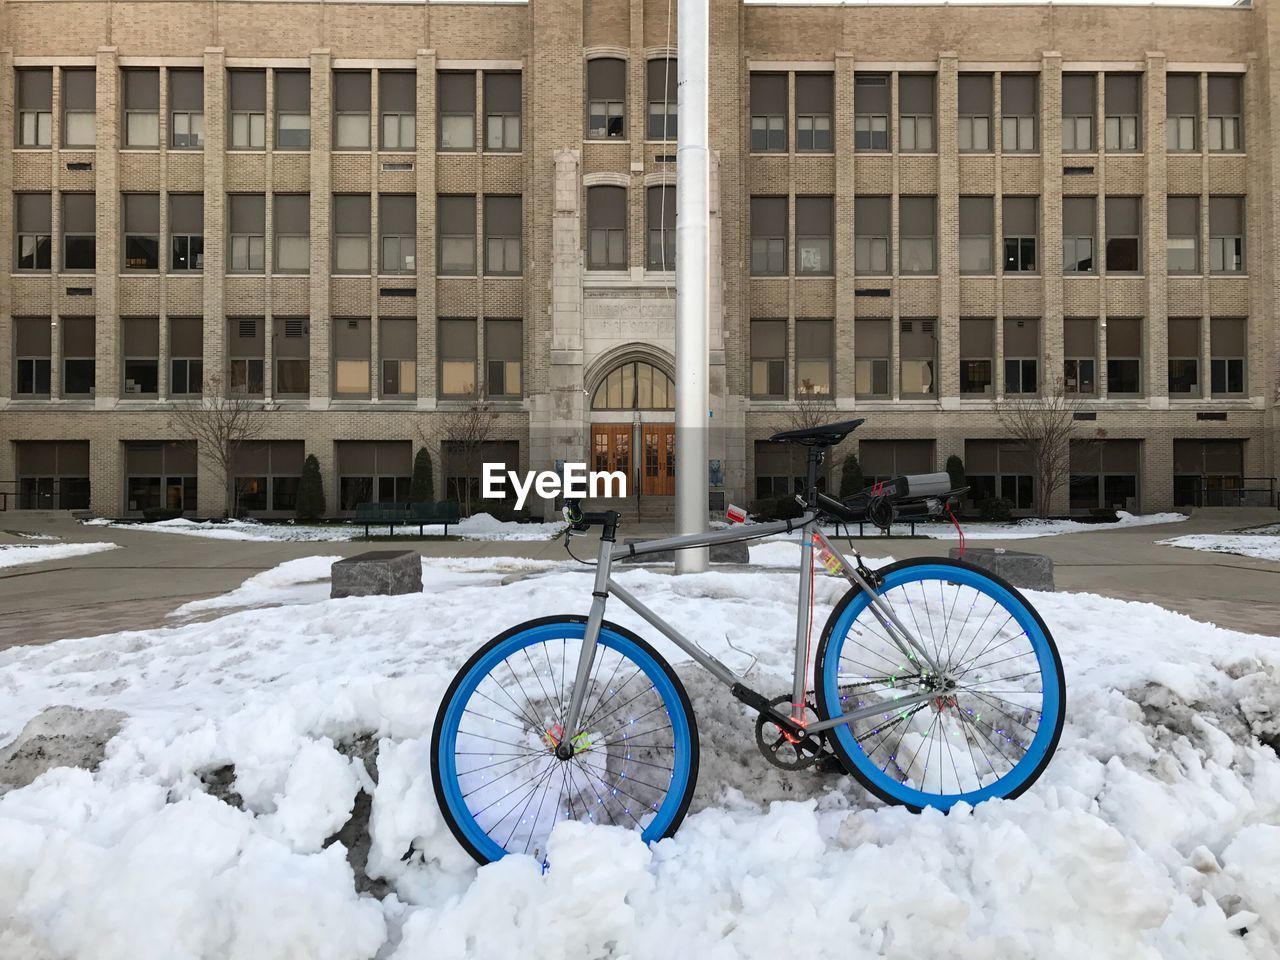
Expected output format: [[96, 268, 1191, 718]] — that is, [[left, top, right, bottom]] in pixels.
[[559, 533, 614, 757]]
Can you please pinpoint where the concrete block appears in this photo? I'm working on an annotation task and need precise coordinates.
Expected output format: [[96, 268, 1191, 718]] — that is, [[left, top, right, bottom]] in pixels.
[[331, 550, 423, 599], [948, 548, 1055, 592], [620, 537, 749, 565]]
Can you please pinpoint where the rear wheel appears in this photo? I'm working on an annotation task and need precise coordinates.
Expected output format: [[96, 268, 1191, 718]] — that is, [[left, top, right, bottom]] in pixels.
[[431, 616, 699, 864], [814, 558, 1065, 810]]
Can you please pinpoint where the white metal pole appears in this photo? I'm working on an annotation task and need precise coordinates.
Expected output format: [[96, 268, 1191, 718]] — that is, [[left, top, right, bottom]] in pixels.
[[674, 0, 710, 573]]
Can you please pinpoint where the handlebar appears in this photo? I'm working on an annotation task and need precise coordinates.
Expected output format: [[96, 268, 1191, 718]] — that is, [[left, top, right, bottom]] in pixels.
[[563, 499, 619, 534]]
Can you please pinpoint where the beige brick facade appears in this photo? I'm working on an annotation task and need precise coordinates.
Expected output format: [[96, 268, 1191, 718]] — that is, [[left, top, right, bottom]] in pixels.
[[0, 0, 1276, 517]]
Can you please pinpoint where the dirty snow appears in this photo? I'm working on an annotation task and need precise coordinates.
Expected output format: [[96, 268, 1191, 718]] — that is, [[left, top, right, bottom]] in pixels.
[[1159, 533, 1280, 564], [83, 513, 566, 543], [0, 542, 118, 570], [1, 554, 1278, 959]]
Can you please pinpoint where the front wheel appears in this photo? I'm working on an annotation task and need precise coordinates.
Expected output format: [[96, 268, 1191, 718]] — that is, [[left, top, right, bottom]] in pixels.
[[431, 616, 699, 865], [814, 558, 1065, 811]]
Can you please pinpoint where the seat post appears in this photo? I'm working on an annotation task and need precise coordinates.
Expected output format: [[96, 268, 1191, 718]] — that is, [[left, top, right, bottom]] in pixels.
[[806, 446, 824, 506]]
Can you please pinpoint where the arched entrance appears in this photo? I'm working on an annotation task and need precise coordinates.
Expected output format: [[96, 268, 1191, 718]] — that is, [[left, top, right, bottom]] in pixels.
[[589, 357, 676, 498]]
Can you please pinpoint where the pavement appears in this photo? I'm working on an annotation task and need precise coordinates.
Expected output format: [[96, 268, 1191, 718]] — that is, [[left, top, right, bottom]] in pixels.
[[0, 507, 1278, 649]]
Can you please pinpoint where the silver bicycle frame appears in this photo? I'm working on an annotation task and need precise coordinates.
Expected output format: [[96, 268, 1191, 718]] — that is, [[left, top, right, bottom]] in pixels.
[[561, 514, 945, 743]]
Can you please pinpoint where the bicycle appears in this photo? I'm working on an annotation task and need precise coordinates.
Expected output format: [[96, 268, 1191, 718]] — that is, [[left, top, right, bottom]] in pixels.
[[431, 419, 1066, 865]]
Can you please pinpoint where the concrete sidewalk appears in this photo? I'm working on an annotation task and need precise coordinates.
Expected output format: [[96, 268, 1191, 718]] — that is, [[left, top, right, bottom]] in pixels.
[[1, 508, 1277, 647]]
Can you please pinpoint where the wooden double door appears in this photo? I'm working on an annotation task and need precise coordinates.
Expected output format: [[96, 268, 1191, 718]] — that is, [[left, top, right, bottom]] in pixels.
[[591, 423, 675, 497]]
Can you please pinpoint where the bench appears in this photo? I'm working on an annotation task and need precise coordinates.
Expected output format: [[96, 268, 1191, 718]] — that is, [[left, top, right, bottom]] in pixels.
[[352, 500, 460, 537]]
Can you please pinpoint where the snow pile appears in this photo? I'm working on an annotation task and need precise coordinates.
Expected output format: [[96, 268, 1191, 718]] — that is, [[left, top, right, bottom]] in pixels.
[[0, 542, 118, 569], [82, 513, 566, 543], [452, 513, 567, 541], [1, 559, 1278, 958], [1159, 533, 1280, 564], [911, 510, 1189, 541]]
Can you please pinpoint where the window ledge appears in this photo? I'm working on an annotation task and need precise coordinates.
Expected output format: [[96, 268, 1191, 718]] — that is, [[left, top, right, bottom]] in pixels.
[[585, 139, 630, 145], [437, 274, 477, 280], [899, 273, 940, 280], [482, 274, 524, 280], [166, 273, 205, 278], [13, 146, 53, 152], [481, 151, 524, 157], [795, 274, 835, 281], [226, 149, 267, 154], [270, 273, 311, 278], [1210, 273, 1249, 279], [120, 148, 161, 153], [898, 151, 939, 158]]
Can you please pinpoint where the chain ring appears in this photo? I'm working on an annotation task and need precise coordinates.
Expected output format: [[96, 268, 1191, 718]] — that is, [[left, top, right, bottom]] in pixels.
[[754, 695, 824, 770]]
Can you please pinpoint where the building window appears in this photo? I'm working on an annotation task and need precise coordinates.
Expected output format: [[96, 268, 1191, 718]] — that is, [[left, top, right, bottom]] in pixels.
[[14, 317, 51, 397], [169, 69, 204, 148], [900, 319, 936, 398], [332, 71, 370, 149], [124, 442, 197, 515], [337, 441, 412, 510], [61, 317, 96, 397], [16, 68, 52, 147], [332, 317, 370, 397], [272, 316, 309, 398], [861, 440, 935, 487], [439, 318, 477, 398], [854, 73, 889, 150], [123, 193, 160, 270], [795, 319, 833, 397], [485, 319, 522, 398], [228, 317, 264, 396], [1062, 73, 1095, 152], [15, 442, 90, 510], [591, 360, 673, 410], [898, 74, 935, 152], [1002, 196, 1038, 273], [1207, 75, 1242, 152], [795, 196, 832, 275], [1165, 196, 1199, 274], [62, 193, 96, 271], [228, 69, 266, 149], [1208, 196, 1245, 274], [1104, 74, 1141, 152], [1004, 318, 1039, 395], [15, 192, 52, 272], [1063, 318, 1097, 396], [959, 318, 994, 396], [232, 441, 304, 514], [795, 73, 833, 152], [438, 71, 475, 150], [484, 195, 522, 276], [378, 194, 416, 275], [333, 194, 371, 274], [168, 193, 204, 272], [378, 70, 415, 150], [274, 194, 309, 274], [958, 74, 992, 152], [437, 194, 476, 275], [1106, 318, 1142, 396], [1210, 317, 1245, 396], [750, 73, 786, 152], [484, 72, 521, 151], [1070, 439, 1140, 514], [170, 317, 203, 397], [854, 196, 889, 275], [228, 193, 266, 273], [62, 68, 96, 148], [855, 319, 890, 398], [646, 186, 676, 272], [754, 441, 822, 500], [899, 195, 936, 274], [965, 440, 1034, 512], [378, 317, 415, 399], [959, 196, 994, 274], [1000, 74, 1038, 152], [647, 58, 677, 140], [122, 68, 159, 147], [750, 319, 786, 398], [1167, 317, 1200, 395], [1063, 196, 1096, 274], [587, 185, 627, 270], [121, 317, 159, 396], [587, 58, 626, 139], [750, 196, 786, 276], [1166, 74, 1197, 152], [1104, 196, 1141, 273], [275, 70, 311, 149]]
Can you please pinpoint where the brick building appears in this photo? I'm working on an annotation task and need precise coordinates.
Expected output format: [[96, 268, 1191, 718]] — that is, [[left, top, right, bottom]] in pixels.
[[1, 0, 1277, 519]]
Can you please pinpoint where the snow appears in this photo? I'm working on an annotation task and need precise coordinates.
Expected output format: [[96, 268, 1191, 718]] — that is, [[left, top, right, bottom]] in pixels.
[[1, 553, 1279, 958], [903, 510, 1189, 541], [1159, 533, 1280, 564], [0, 542, 118, 569], [82, 513, 566, 543]]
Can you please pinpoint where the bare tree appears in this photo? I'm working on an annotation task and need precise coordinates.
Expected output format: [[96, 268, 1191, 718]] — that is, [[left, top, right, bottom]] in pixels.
[[997, 376, 1083, 517], [417, 391, 499, 516], [786, 381, 835, 433], [169, 373, 267, 517]]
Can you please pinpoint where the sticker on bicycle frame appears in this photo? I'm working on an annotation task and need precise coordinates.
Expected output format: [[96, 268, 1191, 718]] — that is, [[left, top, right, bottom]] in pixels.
[[813, 534, 844, 575]]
